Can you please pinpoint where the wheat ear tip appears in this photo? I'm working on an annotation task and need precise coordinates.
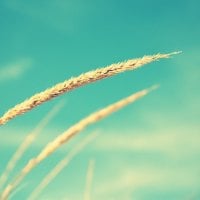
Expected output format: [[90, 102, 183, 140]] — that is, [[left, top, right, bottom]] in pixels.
[[148, 84, 160, 92], [166, 51, 182, 57]]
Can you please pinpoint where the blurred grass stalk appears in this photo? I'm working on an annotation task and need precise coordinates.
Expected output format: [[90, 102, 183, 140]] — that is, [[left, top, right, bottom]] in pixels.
[[1, 85, 157, 199], [0, 101, 64, 191], [84, 159, 95, 200], [28, 132, 98, 200]]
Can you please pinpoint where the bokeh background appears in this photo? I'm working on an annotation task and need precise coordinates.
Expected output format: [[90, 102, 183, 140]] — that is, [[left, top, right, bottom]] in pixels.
[[0, 0, 199, 199]]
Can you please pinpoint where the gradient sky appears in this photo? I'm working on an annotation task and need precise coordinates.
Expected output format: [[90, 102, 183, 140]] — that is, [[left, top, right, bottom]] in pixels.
[[0, 0, 200, 199]]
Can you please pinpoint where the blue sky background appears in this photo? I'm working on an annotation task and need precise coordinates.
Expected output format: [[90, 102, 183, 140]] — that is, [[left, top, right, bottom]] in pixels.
[[0, 0, 200, 199]]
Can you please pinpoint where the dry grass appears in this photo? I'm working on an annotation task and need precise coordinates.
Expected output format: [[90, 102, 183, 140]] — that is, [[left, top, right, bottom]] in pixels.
[[0, 102, 64, 191], [0, 52, 179, 126], [84, 159, 95, 200], [1, 86, 156, 199], [28, 132, 98, 200], [0, 52, 180, 199]]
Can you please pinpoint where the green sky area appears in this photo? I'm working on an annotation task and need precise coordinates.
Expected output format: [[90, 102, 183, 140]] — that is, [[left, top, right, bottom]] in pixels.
[[0, 0, 200, 199]]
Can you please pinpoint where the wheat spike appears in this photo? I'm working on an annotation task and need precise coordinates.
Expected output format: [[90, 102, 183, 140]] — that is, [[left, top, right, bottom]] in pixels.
[[0, 52, 179, 125]]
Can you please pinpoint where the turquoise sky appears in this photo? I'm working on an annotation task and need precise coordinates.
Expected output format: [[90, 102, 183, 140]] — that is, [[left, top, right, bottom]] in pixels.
[[0, 0, 200, 199]]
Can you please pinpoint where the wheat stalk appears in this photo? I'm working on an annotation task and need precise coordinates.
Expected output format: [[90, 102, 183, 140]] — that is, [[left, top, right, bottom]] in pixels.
[[0, 52, 179, 126], [0, 86, 157, 199], [28, 132, 98, 200]]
